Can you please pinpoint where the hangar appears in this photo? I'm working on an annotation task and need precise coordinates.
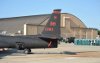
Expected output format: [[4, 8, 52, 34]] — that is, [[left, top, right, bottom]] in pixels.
[[0, 13, 97, 39]]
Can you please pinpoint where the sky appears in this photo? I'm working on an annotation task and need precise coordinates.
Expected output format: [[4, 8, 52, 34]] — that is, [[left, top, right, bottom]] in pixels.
[[0, 0, 100, 29]]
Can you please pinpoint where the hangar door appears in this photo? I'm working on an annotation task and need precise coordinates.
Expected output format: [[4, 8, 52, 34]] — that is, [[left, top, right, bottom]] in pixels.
[[24, 24, 38, 35]]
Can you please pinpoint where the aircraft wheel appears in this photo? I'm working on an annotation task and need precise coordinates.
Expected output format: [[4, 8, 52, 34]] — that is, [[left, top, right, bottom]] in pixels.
[[24, 48, 31, 54]]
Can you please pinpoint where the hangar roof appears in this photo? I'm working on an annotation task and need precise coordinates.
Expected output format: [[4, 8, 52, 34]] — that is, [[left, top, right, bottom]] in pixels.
[[0, 13, 86, 28]]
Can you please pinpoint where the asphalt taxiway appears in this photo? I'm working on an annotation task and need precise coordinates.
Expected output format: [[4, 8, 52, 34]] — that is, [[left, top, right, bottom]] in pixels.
[[0, 43, 100, 63]]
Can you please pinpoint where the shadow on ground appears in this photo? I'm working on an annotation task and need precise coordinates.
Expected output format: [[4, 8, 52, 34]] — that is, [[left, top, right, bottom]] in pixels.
[[31, 51, 77, 55], [63, 51, 77, 55], [0, 49, 17, 59], [0, 49, 26, 59]]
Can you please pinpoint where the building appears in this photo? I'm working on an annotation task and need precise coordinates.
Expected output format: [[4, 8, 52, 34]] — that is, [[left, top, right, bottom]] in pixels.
[[0, 13, 97, 39]]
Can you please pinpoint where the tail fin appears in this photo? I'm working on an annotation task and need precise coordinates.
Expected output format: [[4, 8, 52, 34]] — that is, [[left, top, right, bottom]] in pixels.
[[41, 9, 61, 39]]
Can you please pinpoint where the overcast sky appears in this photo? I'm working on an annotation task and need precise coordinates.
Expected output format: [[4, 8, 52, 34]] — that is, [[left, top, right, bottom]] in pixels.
[[0, 0, 100, 29]]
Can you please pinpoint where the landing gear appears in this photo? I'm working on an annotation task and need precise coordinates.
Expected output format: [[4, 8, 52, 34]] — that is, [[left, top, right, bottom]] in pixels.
[[16, 42, 31, 54], [16, 42, 24, 50], [24, 48, 31, 54]]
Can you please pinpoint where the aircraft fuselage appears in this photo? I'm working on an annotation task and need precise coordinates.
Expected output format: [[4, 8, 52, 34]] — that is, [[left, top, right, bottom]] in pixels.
[[0, 35, 58, 49]]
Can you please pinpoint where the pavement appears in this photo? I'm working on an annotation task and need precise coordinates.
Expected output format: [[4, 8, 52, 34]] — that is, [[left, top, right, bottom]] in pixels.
[[0, 43, 100, 63]]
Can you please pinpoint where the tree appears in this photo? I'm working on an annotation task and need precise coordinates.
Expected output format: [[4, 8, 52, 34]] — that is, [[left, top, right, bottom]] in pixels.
[[98, 30, 100, 35]]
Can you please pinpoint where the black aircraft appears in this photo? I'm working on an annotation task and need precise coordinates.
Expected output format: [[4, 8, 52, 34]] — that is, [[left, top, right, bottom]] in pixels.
[[0, 9, 61, 54]]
